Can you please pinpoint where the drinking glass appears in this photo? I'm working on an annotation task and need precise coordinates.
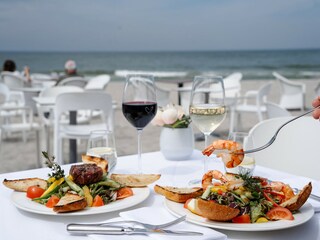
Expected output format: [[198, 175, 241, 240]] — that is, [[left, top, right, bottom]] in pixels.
[[87, 130, 117, 172], [122, 74, 157, 173], [225, 132, 255, 175], [189, 76, 227, 184]]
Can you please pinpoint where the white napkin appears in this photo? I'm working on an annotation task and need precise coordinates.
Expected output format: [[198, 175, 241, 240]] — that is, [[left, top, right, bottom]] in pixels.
[[279, 177, 320, 213], [89, 207, 226, 240]]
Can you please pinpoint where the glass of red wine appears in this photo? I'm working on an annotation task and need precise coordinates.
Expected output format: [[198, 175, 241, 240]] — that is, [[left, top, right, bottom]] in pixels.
[[122, 74, 157, 173]]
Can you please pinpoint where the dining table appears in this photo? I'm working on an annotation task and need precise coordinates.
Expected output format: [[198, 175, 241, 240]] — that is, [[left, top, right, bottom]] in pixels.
[[1, 150, 319, 240]]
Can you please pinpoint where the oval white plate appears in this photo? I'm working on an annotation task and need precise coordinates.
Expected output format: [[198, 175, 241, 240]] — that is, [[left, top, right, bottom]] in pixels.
[[11, 187, 150, 216], [165, 199, 314, 231]]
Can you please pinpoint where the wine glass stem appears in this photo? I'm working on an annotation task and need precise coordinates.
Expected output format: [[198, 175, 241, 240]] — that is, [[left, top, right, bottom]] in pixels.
[[137, 129, 143, 174], [204, 133, 210, 173]]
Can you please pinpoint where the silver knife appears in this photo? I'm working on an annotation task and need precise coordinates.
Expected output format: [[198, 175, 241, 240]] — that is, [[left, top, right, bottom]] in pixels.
[[67, 223, 203, 236]]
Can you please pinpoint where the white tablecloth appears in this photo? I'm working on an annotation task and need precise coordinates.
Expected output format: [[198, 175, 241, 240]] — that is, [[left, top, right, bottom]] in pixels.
[[0, 151, 319, 240]]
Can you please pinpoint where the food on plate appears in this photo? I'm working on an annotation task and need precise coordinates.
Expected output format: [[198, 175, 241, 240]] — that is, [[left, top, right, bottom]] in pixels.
[[154, 185, 203, 203], [3, 178, 47, 192], [69, 164, 103, 185], [196, 198, 240, 221], [280, 182, 312, 211], [111, 174, 161, 187], [53, 193, 87, 213], [81, 154, 108, 173], [2, 152, 135, 213], [184, 170, 311, 223], [202, 140, 244, 168]]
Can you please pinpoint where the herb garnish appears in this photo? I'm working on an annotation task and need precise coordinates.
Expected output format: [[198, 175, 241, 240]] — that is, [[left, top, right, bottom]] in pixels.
[[238, 171, 262, 195], [42, 151, 65, 179]]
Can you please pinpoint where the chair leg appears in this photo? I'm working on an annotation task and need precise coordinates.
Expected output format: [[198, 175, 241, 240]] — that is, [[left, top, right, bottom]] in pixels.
[[36, 130, 41, 168]]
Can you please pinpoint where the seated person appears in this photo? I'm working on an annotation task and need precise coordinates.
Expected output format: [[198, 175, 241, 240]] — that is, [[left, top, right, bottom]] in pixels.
[[2, 59, 31, 83], [55, 60, 82, 85]]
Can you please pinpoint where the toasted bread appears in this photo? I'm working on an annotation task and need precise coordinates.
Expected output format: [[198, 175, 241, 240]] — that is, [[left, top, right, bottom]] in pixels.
[[110, 174, 161, 187], [53, 193, 87, 213], [3, 178, 47, 192], [154, 185, 203, 203], [196, 198, 240, 221], [280, 182, 312, 211], [82, 154, 108, 173]]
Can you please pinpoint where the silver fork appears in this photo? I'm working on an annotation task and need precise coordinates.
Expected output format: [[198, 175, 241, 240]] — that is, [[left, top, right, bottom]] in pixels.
[[69, 215, 186, 230], [239, 106, 319, 155]]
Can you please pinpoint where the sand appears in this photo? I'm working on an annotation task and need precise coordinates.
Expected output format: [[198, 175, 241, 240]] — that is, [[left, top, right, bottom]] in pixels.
[[0, 78, 319, 174]]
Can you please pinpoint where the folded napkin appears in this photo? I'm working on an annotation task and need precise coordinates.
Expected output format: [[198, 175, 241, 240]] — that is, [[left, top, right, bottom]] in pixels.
[[89, 207, 226, 240]]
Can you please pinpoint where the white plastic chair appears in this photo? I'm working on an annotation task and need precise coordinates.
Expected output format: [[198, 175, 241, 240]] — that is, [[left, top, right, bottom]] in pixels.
[[272, 72, 306, 111], [30, 73, 56, 88], [57, 76, 88, 88], [0, 71, 27, 88], [230, 82, 272, 132], [0, 104, 42, 167], [37, 86, 84, 155], [53, 92, 114, 164], [265, 101, 292, 119], [85, 74, 110, 90], [223, 72, 242, 100], [248, 116, 320, 180]]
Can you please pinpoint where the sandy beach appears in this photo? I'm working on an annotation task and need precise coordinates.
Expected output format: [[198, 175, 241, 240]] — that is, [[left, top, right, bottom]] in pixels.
[[0, 78, 318, 174]]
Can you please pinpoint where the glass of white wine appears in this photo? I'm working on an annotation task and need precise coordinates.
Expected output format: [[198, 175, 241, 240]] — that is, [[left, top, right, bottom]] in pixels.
[[225, 132, 255, 175], [189, 76, 227, 184], [87, 130, 117, 172]]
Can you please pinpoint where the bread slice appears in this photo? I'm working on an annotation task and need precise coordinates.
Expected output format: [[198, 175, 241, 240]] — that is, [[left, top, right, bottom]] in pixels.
[[196, 198, 240, 221], [154, 185, 203, 203], [3, 178, 47, 192], [280, 182, 312, 211], [110, 174, 161, 187], [53, 193, 87, 213], [82, 154, 108, 173]]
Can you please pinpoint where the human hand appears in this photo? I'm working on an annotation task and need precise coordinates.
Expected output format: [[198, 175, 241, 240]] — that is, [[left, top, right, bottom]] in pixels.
[[312, 96, 320, 119]]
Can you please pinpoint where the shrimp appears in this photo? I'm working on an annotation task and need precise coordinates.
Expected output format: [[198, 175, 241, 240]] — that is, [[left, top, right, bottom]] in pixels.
[[202, 170, 244, 190], [267, 181, 295, 201], [202, 170, 228, 190], [202, 140, 244, 168]]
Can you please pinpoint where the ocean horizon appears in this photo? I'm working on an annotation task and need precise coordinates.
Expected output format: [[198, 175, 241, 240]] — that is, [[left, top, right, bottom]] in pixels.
[[1, 49, 320, 80]]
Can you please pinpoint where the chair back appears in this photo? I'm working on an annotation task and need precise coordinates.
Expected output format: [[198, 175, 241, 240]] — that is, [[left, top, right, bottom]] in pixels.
[[0, 83, 11, 104], [256, 82, 272, 107], [223, 72, 242, 98], [265, 101, 292, 119], [0, 71, 26, 88], [85, 74, 110, 90], [248, 116, 320, 180], [57, 76, 88, 88], [54, 91, 113, 131], [272, 72, 306, 110]]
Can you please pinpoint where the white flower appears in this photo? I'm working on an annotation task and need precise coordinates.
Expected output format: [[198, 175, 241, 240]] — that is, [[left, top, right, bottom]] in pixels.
[[162, 108, 178, 124], [152, 110, 165, 126]]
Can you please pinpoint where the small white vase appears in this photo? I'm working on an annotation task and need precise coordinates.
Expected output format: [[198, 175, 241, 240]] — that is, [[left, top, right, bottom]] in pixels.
[[160, 127, 194, 160]]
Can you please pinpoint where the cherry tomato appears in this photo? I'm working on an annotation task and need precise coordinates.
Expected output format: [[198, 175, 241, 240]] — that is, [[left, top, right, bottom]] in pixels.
[[92, 195, 104, 207], [46, 195, 60, 208], [266, 207, 294, 220], [116, 187, 133, 200], [232, 214, 251, 223], [26, 186, 45, 199]]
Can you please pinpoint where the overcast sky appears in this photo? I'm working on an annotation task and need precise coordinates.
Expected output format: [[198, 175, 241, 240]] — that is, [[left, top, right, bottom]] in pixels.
[[0, 0, 319, 52]]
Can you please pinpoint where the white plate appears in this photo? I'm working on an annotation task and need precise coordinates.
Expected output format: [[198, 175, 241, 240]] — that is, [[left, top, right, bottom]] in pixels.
[[165, 199, 314, 231], [11, 188, 150, 216]]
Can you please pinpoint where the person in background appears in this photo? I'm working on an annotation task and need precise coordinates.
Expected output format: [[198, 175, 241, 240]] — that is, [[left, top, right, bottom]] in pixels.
[[55, 59, 81, 85], [312, 96, 320, 120], [2, 59, 32, 83]]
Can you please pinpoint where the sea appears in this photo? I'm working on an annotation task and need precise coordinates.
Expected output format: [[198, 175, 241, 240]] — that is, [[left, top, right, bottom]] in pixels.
[[1, 49, 320, 81]]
